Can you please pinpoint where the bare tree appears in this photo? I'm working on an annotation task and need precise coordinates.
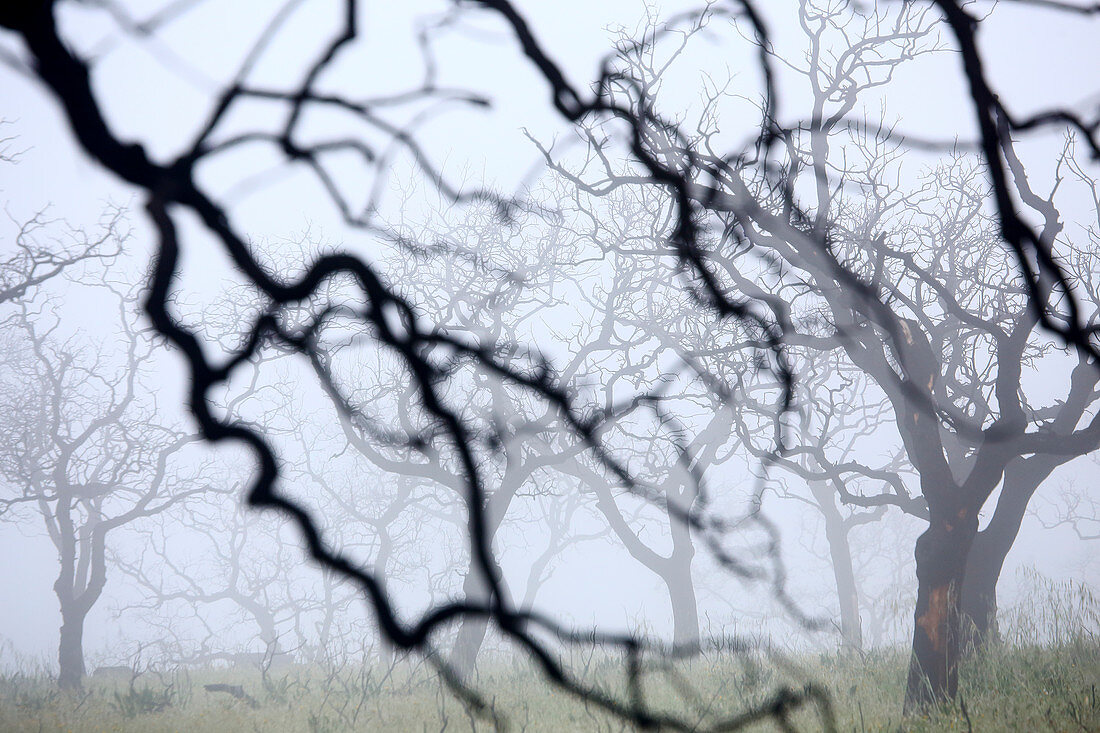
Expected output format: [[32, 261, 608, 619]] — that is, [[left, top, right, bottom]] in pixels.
[[5, 0, 1098, 724], [1031, 470, 1100, 543], [369, 188, 763, 656], [740, 350, 914, 653], [111, 491, 314, 672], [0, 279, 210, 689], [533, 0, 1100, 711], [551, 198, 720, 651], [0, 121, 121, 304]]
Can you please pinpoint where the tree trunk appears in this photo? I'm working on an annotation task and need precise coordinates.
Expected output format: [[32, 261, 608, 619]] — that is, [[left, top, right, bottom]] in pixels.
[[960, 533, 1000, 652], [583, 469, 702, 651], [451, 568, 491, 676], [57, 606, 86, 690], [450, 472, 522, 676], [903, 513, 977, 712], [812, 482, 863, 653], [826, 524, 863, 653], [667, 576, 699, 648], [662, 484, 700, 649], [664, 523, 699, 649], [959, 456, 1056, 653]]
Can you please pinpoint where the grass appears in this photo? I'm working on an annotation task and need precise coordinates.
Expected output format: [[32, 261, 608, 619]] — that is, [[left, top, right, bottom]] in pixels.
[[0, 638, 1096, 731]]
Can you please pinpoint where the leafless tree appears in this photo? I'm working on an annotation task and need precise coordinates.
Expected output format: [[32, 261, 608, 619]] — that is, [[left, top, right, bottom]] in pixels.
[[4, 0, 1099, 724], [0, 121, 121, 304], [0, 279, 212, 689], [1031, 464, 1100, 543], [742, 350, 914, 653], [534, 0, 1100, 711], [111, 491, 315, 672]]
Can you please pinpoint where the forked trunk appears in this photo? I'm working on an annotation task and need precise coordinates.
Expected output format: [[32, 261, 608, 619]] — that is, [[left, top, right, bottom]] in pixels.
[[959, 457, 1054, 654]]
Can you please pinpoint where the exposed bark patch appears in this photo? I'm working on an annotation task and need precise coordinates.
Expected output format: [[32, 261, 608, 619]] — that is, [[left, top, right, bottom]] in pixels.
[[917, 584, 950, 653]]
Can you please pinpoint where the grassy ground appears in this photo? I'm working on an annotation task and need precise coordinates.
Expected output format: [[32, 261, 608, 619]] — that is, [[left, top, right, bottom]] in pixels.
[[0, 639, 1096, 731]]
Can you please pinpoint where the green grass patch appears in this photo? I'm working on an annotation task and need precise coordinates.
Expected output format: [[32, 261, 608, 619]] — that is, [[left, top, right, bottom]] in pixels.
[[1, 639, 1096, 731]]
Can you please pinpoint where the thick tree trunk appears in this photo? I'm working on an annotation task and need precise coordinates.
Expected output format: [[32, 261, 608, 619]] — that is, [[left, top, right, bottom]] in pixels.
[[903, 513, 977, 713], [667, 575, 699, 648], [959, 533, 1000, 652], [959, 456, 1056, 653], [664, 523, 699, 649], [52, 500, 110, 692], [57, 607, 86, 690], [654, 484, 700, 649], [451, 568, 492, 676], [450, 472, 522, 676]]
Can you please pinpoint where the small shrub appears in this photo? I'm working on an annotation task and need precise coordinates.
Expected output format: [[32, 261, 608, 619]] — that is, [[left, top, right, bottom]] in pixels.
[[109, 683, 174, 717]]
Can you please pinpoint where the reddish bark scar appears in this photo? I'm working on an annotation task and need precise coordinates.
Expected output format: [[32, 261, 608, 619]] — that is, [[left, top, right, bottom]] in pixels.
[[916, 585, 950, 653]]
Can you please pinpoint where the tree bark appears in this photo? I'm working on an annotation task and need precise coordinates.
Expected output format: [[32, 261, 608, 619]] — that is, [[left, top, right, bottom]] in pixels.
[[665, 513, 699, 649], [57, 606, 86, 690], [903, 511, 977, 712], [960, 535, 1000, 651], [825, 520, 863, 653], [450, 469, 523, 676], [812, 482, 863, 653], [959, 456, 1057, 653], [451, 567, 492, 677], [666, 575, 699, 648]]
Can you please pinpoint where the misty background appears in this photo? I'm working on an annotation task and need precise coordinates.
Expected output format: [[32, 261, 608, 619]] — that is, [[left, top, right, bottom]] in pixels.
[[0, 0, 1098, 726]]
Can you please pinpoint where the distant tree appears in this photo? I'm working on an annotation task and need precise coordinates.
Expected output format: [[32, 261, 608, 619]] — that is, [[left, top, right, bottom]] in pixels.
[[534, 0, 1100, 710], [736, 349, 915, 653], [0, 120, 120, 304], [1031, 467, 1100, 543], [111, 490, 316, 671], [0, 278, 210, 689]]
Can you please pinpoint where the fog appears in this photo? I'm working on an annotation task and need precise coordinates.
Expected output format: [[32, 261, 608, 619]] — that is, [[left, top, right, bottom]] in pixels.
[[1, 0, 1098, 729]]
